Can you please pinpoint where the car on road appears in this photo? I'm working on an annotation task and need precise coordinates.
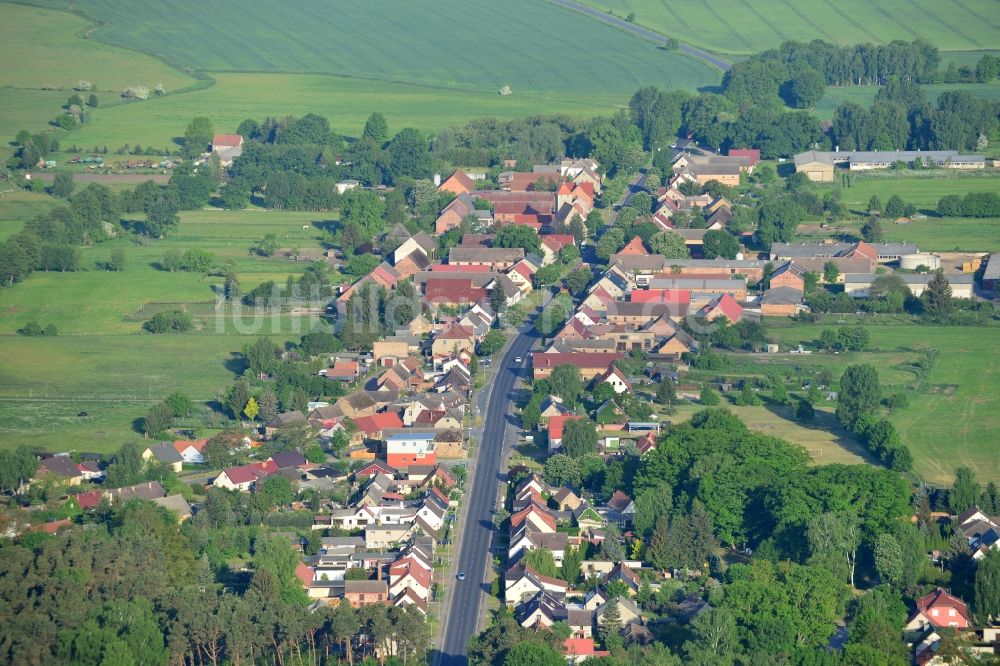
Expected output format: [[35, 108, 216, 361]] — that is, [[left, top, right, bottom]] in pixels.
[[457, 571, 466, 581], [513, 356, 522, 364]]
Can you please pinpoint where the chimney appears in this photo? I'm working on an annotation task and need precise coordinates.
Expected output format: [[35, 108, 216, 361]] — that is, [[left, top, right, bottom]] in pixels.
[[433, 173, 441, 186], [835, 145, 839, 153]]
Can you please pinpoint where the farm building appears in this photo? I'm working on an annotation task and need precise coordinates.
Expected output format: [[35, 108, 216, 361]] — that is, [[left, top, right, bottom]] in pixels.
[[842, 273, 974, 299]]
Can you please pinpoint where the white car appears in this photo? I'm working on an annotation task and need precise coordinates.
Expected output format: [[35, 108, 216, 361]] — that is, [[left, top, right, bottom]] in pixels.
[[457, 572, 466, 581], [513, 356, 522, 364]]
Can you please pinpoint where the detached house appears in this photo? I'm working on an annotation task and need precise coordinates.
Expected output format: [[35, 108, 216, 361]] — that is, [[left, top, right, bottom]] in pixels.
[[142, 442, 184, 473], [505, 565, 569, 605], [906, 588, 970, 630], [385, 431, 436, 469]]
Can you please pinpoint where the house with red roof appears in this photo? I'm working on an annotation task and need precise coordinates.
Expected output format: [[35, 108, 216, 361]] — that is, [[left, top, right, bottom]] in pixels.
[[697, 293, 743, 324], [619, 236, 649, 256], [173, 439, 207, 464], [351, 413, 405, 443], [511, 503, 558, 534], [423, 278, 488, 310], [727, 148, 761, 166], [75, 489, 105, 510], [564, 638, 610, 664], [507, 171, 565, 192], [212, 134, 244, 165], [213, 460, 279, 491], [323, 359, 360, 381], [546, 414, 584, 452], [532, 352, 623, 380], [635, 432, 657, 456], [439, 170, 475, 196], [906, 588, 970, 630]]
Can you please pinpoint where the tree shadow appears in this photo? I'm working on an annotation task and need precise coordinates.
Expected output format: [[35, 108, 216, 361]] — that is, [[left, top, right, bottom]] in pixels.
[[224, 352, 247, 376]]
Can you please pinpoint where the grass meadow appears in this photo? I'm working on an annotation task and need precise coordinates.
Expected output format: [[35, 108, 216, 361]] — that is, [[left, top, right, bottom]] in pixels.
[[808, 173, 1000, 251], [768, 324, 1000, 485], [578, 0, 1000, 57], [0, 206, 338, 452]]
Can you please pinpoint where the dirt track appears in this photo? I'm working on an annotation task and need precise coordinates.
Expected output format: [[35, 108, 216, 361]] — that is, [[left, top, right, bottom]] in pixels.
[[27, 172, 171, 184]]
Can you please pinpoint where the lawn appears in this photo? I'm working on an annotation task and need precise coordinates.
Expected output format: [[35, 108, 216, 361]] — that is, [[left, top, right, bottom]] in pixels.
[[0, 207, 342, 452], [0, 190, 59, 241], [767, 324, 1000, 485], [575, 0, 1000, 57]]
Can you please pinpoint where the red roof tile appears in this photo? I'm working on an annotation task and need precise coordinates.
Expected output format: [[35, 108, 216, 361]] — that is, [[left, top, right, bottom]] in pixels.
[[547, 414, 583, 441], [213, 134, 243, 147], [531, 352, 623, 371], [352, 412, 404, 435], [630, 289, 691, 304]]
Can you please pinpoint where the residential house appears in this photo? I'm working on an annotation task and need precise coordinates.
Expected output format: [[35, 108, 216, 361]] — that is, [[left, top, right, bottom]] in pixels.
[[152, 495, 193, 522], [37, 455, 84, 485], [352, 413, 405, 443], [539, 234, 576, 265], [769, 261, 806, 291], [551, 487, 583, 512], [531, 352, 624, 380], [431, 323, 476, 359], [172, 439, 207, 464], [213, 461, 278, 491], [505, 565, 569, 605], [511, 503, 558, 534], [509, 524, 568, 565], [697, 293, 743, 323], [906, 588, 970, 630], [265, 411, 307, 437], [212, 134, 244, 165], [603, 491, 635, 528], [518, 591, 567, 628], [547, 414, 583, 452], [343, 579, 389, 608], [448, 246, 524, 270], [385, 431, 436, 468], [438, 170, 475, 196], [594, 365, 631, 394], [142, 443, 183, 473], [761, 286, 805, 316]]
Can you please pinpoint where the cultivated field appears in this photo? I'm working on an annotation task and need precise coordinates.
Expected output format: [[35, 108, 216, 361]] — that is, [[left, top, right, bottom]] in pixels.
[[0, 206, 338, 451], [578, 0, 1000, 57], [768, 323, 1000, 485], [1, 0, 719, 148]]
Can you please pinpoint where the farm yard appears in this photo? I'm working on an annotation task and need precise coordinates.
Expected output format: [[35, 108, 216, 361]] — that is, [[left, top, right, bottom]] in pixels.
[[0, 0, 719, 148], [578, 0, 1000, 57]]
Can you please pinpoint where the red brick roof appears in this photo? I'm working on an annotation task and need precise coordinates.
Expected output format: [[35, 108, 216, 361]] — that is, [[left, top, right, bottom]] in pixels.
[[352, 412, 404, 435], [437, 322, 475, 340], [508, 172, 566, 191], [619, 236, 649, 256], [532, 352, 623, 371], [547, 414, 583, 442], [440, 170, 475, 194], [727, 148, 760, 165], [213, 134, 243, 147], [700, 293, 743, 322], [916, 588, 969, 623], [541, 234, 575, 251], [173, 438, 208, 454], [629, 289, 692, 305], [75, 490, 104, 509], [424, 279, 488, 305]]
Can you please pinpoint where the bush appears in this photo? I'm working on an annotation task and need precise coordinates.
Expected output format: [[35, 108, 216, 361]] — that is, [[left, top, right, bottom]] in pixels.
[[144, 310, 194, 333]]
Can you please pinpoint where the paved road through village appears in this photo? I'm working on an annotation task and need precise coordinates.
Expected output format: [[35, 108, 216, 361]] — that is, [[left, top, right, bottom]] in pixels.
[[434, 326, 538, 666]]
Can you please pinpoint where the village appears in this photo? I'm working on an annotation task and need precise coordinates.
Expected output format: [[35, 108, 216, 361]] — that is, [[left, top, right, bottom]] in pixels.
[[8, 142, 1000, 666]]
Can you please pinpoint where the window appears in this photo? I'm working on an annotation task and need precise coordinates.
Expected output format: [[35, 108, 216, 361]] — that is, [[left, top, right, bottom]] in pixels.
[[931, 609, 939, 616], [948, 609, 956, 616]]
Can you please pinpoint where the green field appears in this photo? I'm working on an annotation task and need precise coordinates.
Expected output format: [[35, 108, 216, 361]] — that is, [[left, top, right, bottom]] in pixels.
[[769, 324, 1000, 485], [578, 0, 1000, 57], [0, 207, 340, 452], [0, 0, 721, 148], [815, 174, 1000, 251], [43, 74, 638, 149]]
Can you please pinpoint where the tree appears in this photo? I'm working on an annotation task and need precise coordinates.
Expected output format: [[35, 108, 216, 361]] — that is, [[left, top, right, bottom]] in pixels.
[[243, 337, 279, 378], [549, 365, 583, 406], [874, 533, 904, 586], [223, 272, 241, 302], [244, 396, 259, 421], [656, 377, 677, 408], [362, 112, 388, 144], [795, 397, 815, 423], [51, 172, 75, 199], [108, 247, 126, 272], [161, 249, 181, 272], [562, 418, 598, 458], [837, 364, 881, 429], [596, 228, 625, 261], [258, 388, 279, 423], [951, 467, 980, 514], [165, 392, 194, 417], [494, 225, 541, 256], [867, 195, 882, 213], [566, 267, 592, 295], [883, 195, 905, 219], [502, 642, 565, 666], [520, 399, 541, 431], [975, 551, 1000, 620], [648, 230, 690, 259], [479, 329, 507, 357], [923, 270, 954, 319], [561, 545, 584, 584], [633, 482, 672, 538], [700, 385, 720, 405], [523, 549, 560, 579], [183, 117, 214, 156], [543, 454, 580, 488], [702, 229, 740, 259], [225, 379, 252, 420], [599, 597, 624, 650], [0, 446, 39, 495], [823, 261, 840, 284], [861, 215, 883, 242], [785, 68, 825, 108], [808, 511, 861, 586]]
